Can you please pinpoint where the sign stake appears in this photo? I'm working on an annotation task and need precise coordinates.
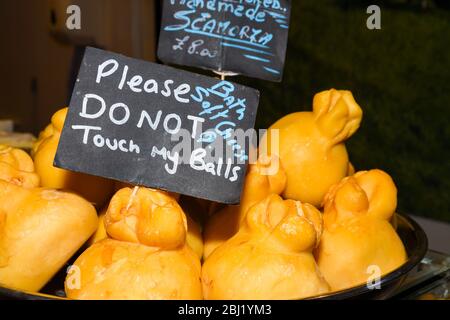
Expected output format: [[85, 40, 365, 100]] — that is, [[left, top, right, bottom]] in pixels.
[[126, 185, 140, 211]]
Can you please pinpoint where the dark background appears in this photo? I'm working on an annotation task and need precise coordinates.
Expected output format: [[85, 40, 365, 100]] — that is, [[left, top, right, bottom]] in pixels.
[[1, 0, 449, 222]]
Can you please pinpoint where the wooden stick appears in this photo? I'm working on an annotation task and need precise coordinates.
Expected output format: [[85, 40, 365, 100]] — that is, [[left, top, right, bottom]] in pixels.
[[126, 185, 140, 211]]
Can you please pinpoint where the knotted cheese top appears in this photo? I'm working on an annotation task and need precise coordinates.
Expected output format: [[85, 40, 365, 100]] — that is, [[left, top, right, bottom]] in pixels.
[[243, 194, 323, 253], [238, 155, 287, 223], [322, 169, 398, 228], [105, 187, 187, 250], [313, 89, 363, 146]]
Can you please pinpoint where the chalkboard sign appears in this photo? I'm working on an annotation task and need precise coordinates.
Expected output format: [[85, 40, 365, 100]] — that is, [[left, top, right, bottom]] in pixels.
[[157, 0, 291, 82], [55, 47, 260, 204]]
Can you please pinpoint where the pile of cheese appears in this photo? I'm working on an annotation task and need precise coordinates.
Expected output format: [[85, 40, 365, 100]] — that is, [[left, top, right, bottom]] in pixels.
[[0, 89, 406, 300]]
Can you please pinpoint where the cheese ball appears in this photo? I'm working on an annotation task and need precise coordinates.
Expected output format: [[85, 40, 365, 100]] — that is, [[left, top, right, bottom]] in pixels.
[[315, 169, 407, 291], [260, 89, 362, 207], [202, 194, 329, 299], [0, 180, 98, 291], [65, 187, 202, 300]]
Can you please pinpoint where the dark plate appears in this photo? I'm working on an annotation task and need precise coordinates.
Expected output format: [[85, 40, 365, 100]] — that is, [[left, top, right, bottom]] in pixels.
[[0, 213, 428, 300]]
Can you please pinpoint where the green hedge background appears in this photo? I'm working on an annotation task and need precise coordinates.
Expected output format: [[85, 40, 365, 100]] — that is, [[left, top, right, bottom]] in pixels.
[[236, 0, 449, 222]]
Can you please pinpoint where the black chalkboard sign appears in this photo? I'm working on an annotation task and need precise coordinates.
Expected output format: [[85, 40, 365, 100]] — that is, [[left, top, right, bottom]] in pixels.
[[55, 47, 259, 204], [157, 0, 291, 82]]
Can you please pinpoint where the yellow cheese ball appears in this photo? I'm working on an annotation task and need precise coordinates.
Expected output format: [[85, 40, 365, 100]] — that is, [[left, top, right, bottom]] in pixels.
[[202, 194, 330, 300], [260, 89, 363, 207], [185, 213, 204, 260], [0, 180, 98, 292], [0, 145, 39, 188], [65, 239, 201, 300], [65, 187, 202, 300], [203, 155, 286, 259], [33, 108, 115, 208], [31, 124, 53, 157], [315, 169, 407, 291], [87, 207, 108, 246]]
